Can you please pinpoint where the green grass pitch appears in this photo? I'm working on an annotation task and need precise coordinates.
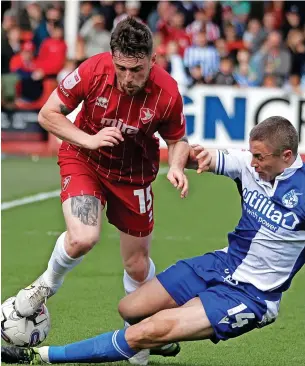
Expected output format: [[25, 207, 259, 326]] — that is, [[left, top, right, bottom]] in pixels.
[[2, 157, 304, 366]]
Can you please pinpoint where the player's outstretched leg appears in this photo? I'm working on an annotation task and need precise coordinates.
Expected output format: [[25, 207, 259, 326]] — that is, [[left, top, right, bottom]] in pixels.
[[15, 196, 103, 317], [2, 298, 212, 364], [1, 329, 137, 365]]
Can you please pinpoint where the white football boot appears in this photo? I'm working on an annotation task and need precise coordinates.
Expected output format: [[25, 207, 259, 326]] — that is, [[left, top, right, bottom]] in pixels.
[[124, 321, 149, 366], [15, 277, 53, 317], [128, 349, 150, 366]]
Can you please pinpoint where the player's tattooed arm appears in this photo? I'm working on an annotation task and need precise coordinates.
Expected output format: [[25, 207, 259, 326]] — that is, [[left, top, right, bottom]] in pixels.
[[38, 90, 92, 148], [70, 195, 99, 226], [59, 104, 73, 116], [179, 135, 189, 143]]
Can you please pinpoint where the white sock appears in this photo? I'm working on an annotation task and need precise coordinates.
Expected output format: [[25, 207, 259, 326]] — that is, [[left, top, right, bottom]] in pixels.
[[123, 258, 155, 295], [41, 232, 84, 292], [38, 346, 50, 363]]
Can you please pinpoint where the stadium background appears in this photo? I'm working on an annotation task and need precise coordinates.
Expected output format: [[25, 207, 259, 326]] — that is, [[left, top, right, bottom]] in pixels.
[[1, 1, 305, 365]]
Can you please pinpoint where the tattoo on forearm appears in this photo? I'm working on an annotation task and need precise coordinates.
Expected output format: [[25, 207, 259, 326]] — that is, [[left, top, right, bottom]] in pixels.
[[60, 104, 72, 116], [179, 136, 189, 143], [71, 195, 99, 226]]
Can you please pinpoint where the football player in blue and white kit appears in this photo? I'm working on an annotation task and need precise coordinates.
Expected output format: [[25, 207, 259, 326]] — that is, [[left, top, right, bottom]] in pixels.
[[2, 116, 304, 364]]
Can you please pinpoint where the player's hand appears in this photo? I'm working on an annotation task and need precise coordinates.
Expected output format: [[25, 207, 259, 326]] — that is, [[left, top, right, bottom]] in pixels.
[[167, 167, 189, 199], [86, 127, 124, 150], [191, 144, 212, 174]]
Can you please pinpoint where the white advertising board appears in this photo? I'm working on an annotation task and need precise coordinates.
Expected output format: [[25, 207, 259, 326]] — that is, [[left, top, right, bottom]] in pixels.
[[162, 85, 305, 153]]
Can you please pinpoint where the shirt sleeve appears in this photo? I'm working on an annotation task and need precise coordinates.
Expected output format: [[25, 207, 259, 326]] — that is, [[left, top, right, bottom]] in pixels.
[[158, 93, 186, 141], [214, 149, 251, 180], [56, 58, 92, 110]]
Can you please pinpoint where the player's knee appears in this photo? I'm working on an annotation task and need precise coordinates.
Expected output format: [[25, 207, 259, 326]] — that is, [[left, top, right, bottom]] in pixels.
[[118, 297, 139, 324], [124, 255, 149, 282], [66, 230, 100, 255]]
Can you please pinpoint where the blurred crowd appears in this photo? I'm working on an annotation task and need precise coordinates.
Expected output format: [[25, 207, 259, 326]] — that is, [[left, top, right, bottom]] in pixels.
[[2, 0, 305, 110]]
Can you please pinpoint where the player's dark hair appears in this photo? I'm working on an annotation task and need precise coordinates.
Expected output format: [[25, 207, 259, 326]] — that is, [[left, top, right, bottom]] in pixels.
[[110, 17, 153, 59], [250, 116, 298, 155]]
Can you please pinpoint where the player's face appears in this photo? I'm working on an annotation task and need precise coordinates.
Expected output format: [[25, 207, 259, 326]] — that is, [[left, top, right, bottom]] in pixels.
[[112, 53, 155, 96], [249, 140, 292, 182]]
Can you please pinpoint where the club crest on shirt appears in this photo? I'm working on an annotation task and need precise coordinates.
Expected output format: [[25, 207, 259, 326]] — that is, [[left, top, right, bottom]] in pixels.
[[63, 69, 81, 89], [282, 189, 302, 208], [140, 108, 154, 124], [95, 97, 108, 108]]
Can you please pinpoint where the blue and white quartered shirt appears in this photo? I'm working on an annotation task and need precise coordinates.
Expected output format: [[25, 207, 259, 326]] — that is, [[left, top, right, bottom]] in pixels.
[[215, 149, 305, 293]]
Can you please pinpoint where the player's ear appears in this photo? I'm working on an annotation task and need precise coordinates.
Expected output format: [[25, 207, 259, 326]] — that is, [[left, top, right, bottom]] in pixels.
[[282, 149, 293, 162], [151, 53, 156, 68]]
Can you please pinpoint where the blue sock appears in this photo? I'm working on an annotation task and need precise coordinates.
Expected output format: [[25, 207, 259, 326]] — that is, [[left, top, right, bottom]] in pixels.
[[48, 329, 137, 363]]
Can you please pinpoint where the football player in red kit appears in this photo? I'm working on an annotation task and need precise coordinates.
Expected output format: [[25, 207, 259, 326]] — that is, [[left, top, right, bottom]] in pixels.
[[13, 17, 189, 362]]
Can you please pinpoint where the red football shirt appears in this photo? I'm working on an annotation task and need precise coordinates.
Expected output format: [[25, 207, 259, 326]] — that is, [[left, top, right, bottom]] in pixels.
[[57, 52, 185, 185]]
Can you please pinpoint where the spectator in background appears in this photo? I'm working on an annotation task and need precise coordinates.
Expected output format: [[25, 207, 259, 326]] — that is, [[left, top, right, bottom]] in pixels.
[[286, 29, 305, 76], [155, 44, 169, 71], [251, 30, 291, 86], [189, 64, 206, 87], [264, 1, 284, 30], [210, 57, 237, 85], [175, 0, 198, 27], [2, 19, 21, 106], [154, 42, 189, 89], [215, 37, 230, 58], [9, 41, 36, 74], [263, 74, 278, 88], [19, 1, 43, 32], [113, 1, 125, 20], [158, 10, 191, 57], [33, 5, 62, 53], [9, 41, 43, 102], [184, 31, 220, 82], [79, 13, 110, 59], [282, 5, 303, 40], [222, 1, 250, 37], [234, 48, 257, 87], [2, 8, 18, 37], [78, 1, 98, 30], [113, 1, 142, 29], [166, 41, 189, 89], [99, 1, 116, 31], [147, 1, 175, 33], [223, 23, 244, 58], [35, 24, 67, 78], [186, 8, 220, 43], [2, 26, 21, 74], [284, 74, 305, 96], [242, 18, 265, 53], [261, 12, 277, 39]]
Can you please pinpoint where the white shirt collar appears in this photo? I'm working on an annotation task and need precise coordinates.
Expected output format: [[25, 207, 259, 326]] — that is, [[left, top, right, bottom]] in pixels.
[[253, 154, 303, 187]]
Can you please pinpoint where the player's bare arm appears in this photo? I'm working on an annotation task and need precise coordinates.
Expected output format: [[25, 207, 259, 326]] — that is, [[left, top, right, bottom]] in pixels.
[[38, 91, 124, 149], [188, 145, 217, 173], [165, 136, 190, 199]]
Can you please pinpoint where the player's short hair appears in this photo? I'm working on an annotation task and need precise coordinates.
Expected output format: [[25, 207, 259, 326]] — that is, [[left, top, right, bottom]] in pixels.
[[250, 116, 298, 155], [110, 17, 153, 59]]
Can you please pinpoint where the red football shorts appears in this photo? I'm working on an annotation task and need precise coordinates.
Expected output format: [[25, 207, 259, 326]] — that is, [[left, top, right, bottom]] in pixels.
[[58, 153, 154, 237]]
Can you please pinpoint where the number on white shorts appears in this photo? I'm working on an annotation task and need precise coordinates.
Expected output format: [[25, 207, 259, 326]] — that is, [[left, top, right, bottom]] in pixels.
[[231, 313, 255, 328]]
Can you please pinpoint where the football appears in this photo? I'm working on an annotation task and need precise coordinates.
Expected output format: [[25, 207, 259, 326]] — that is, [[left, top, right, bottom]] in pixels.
[[1, 297, 50, 347]]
